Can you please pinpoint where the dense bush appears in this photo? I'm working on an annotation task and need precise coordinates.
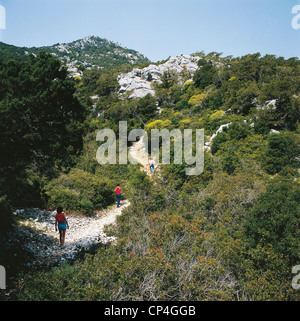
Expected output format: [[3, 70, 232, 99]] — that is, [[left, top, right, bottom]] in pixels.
[[263, 133, 299, 175], [244, 181, 300, 265], [0, 52, 87, 232], [19, 168, 300, 301], [43, 169, 115, 213], [0, 196, 13, 234]]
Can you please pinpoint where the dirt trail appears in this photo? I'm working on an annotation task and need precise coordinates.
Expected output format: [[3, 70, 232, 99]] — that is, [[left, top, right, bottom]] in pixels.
[[129, 136, 159, 176], [129, 136, 150, 174], [10, 200, 131, 267], [8, 139, 152, 268], [0, 139, 158, 300]]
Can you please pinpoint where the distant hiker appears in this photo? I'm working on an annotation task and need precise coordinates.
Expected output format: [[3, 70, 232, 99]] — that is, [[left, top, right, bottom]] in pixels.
[[55, 206, 69, 249], [115, 184, 122, 208], [149, 158, 155, 174]]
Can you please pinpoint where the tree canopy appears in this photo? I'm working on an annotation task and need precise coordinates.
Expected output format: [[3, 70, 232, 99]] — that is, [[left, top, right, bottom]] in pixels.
[[0, 52, 87, 209]]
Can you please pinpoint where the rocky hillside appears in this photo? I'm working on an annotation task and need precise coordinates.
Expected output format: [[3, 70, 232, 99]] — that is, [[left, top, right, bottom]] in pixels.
[[118, 54, 201, 98], [0, 35, 150, 76], [37, 35, 150, 76]]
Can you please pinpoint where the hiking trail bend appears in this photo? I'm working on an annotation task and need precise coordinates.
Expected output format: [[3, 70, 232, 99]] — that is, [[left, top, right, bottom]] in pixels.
[[12, 200, 131, 267], [10, 139, 151, 267]]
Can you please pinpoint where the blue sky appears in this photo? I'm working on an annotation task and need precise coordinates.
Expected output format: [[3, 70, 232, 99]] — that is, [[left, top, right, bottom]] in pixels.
[[1, 0, 299, 62]]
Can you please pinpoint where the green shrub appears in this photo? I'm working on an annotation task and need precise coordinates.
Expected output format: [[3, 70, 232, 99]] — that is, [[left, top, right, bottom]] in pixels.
[[79, 198, 94, 214], [46, 187, 80, 211], [128, 170, 151, 192], [43, 169, 115, 213], [211, 131, 227, 154], [244, 181, 300, 265], [222, 152, 239, 175], [0, 195, 13, 234], [174, 98, 189, 111], [263, 134, 298, 175]]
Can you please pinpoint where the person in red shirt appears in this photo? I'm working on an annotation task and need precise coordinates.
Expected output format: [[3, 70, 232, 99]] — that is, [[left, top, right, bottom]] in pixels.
[[55, 206, 69, 249], [114, 184, 122, 208]]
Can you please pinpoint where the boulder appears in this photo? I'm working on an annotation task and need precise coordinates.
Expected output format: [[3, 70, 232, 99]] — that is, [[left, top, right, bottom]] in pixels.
[[118, 54, 201, 98]]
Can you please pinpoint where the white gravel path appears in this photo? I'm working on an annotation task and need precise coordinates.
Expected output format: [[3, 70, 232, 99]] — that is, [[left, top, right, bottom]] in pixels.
[[7, 140, 150, 268], [12, 200, 131, 267]]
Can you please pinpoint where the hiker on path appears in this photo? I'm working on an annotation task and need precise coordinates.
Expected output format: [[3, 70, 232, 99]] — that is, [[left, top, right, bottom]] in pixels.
[[149, 158, 155, 174], [115, 184, 122, 208], [55, 206, 69, 249]]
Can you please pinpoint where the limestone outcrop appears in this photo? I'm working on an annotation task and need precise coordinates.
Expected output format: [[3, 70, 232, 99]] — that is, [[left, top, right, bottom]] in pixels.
[[118, 54, 201, 98]]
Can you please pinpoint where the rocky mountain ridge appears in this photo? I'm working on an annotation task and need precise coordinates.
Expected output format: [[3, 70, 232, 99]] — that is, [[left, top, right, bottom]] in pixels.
[[1, 36, 204, 91], [0, 35, 150, 76], [47, 35, 149, 77]]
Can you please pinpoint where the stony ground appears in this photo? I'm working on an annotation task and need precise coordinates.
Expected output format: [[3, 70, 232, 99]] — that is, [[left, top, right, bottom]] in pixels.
[[4, 139, 151, 270], [3, 139, 153, 274], [129, 136, 150, 173], [0, 131, 160, 299], [10, 200, 131, 268], [128, 135, 160, 177]]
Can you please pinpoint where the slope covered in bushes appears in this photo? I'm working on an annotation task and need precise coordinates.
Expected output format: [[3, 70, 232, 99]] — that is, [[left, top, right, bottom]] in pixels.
[[1, 50, 299, 301]]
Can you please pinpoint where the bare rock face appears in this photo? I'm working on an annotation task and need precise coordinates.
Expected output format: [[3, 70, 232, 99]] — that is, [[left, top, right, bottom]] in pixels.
[[118, 54, 201, 98]]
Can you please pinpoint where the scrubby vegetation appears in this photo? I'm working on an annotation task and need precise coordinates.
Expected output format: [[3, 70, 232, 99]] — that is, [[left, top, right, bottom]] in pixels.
[[0, 48, 299, 301]]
